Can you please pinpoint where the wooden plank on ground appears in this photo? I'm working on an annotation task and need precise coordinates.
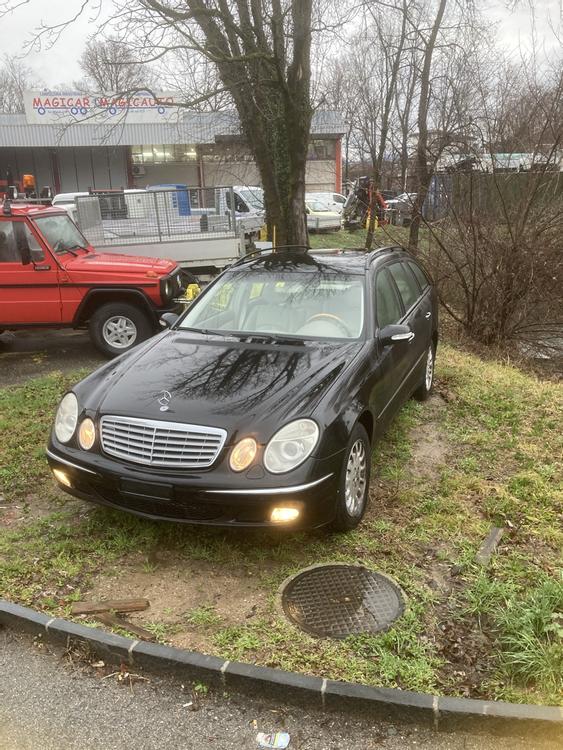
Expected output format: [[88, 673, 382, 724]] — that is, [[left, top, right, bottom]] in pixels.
[[475, 527, 504, 566], [71, 598, 150, 616], [95, 613, 156, 641]]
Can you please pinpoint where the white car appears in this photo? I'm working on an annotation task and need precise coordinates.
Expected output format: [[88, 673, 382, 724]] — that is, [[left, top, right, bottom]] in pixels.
[[306, 192, 347, 214], [306, 199, 342, 231]]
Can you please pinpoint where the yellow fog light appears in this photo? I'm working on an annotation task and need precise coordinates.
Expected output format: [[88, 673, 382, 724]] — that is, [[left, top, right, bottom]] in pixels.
[[52, 468, 72, 487], [270, 506, 300, 524], [78, 418, 96, 450], [229, 437, 258, 472]]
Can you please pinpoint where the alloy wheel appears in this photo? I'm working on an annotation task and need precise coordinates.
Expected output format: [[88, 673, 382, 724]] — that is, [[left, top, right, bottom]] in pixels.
[[425, 346, 434, 391], [344, 439, 367, 517], [102, 316, 138, 349]]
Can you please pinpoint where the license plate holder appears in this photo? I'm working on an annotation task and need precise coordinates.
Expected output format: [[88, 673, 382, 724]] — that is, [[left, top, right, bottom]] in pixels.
[[120, 478, 173, 500]]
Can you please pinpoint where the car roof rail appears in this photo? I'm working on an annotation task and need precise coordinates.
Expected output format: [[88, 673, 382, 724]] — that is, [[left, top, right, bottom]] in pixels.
[[230, 244, 311, 268], [364, 245, 404, 267]]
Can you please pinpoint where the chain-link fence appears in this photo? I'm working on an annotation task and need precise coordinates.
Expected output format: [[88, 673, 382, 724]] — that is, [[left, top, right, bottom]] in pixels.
[[75, 186, 238, 247]]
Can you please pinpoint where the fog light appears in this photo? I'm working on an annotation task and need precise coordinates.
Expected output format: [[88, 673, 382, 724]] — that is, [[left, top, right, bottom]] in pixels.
[[229, 437, 257, 472], [52, 468, 72, 487], [78, 418, 96, 450], [270, 506, 300, 524]]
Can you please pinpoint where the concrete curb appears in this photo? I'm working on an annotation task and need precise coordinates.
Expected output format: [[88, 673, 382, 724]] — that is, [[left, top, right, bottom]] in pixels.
[[1, 599, 561, 739]]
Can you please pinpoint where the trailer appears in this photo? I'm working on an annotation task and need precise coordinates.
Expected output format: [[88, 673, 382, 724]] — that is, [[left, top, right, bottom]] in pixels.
[[69, 186, 262, 276]]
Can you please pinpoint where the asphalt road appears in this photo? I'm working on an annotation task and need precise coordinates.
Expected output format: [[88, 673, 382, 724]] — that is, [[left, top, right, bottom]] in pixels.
[[1, 631, 560, 750], [0, 329, 104, 387]]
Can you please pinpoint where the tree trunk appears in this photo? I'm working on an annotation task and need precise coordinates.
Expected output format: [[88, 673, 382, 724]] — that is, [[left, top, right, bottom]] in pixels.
[[408, 0, 448, 254]]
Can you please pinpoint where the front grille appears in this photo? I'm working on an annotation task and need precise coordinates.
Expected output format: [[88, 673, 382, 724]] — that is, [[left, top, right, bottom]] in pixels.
[[100, 416, 227, 468]]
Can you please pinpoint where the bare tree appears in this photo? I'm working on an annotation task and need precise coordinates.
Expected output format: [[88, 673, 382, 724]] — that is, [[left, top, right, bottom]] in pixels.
[[125, 0, 315, 246], [0, 60, 38, 113], [79, 36, 156, 92], [407, 0, 448, 252]]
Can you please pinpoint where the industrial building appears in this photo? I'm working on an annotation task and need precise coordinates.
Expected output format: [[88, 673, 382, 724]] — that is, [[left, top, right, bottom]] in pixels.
[[0, 110, 344, 194]]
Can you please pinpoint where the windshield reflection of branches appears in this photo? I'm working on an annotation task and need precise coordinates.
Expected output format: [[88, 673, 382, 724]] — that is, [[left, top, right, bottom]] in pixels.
[[182, 257, 364, 339]]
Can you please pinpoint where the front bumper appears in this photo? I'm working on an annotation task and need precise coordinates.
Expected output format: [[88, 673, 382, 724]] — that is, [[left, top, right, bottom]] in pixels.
[[46, 443, 342, 529]]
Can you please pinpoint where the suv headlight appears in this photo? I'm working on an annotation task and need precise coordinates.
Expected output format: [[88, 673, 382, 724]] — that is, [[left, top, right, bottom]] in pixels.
[[264, 419, 319, 474], [54, 392, 78, 443]]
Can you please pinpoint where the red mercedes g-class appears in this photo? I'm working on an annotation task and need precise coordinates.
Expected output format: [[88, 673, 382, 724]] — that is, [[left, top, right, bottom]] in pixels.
[[0, 201, 183, 357]]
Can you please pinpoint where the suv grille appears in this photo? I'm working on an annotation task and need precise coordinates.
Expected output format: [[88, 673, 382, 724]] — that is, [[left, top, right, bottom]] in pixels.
[[100, 416, 227, 468]]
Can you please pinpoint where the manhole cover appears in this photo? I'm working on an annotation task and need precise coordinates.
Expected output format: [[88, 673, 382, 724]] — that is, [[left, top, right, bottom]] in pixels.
[[280, 564, 405, 639]]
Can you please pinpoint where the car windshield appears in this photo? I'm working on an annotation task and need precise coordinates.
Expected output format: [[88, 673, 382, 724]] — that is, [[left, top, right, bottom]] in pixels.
[[34, 215, 89, 254], [180, 264, 365, 340], [307, 201, 331, 212]]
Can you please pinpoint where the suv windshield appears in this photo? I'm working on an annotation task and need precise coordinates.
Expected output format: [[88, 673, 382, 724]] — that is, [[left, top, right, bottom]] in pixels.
[[180, 265, 365, 340], [34, 215, 89, 254]]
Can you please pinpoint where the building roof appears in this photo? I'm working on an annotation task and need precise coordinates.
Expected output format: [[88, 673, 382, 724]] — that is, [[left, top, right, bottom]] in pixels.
[[0, 110, 345, 149]]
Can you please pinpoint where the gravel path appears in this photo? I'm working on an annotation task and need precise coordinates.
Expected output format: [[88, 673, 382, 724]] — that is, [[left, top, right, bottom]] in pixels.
[[1, 630, 559, 750]]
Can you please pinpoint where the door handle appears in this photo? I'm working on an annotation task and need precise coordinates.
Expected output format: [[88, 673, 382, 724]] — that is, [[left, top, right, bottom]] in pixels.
[[425, 312, 431, 319], [34, 264, 52, 271], [391, 331, 415, 343]]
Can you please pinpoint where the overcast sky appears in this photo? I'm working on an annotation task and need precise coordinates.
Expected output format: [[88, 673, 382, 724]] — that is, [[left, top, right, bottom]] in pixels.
[[0, 0, 560, 87]]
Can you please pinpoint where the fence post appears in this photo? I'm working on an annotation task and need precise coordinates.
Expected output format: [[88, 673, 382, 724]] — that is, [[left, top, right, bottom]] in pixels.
[[152, 190, 162, 242]]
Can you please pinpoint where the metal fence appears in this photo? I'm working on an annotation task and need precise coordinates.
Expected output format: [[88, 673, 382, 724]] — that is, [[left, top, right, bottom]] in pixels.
[[75, 186, 238, 248]]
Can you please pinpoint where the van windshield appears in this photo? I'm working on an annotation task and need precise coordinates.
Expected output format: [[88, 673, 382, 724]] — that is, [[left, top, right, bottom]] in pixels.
[[238, 188, 264, 212], [34, 215, 89, 255]]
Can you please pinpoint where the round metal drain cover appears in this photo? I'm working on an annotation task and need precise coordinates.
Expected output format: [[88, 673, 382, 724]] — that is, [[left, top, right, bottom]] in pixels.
[[280, 564, 404, 639]]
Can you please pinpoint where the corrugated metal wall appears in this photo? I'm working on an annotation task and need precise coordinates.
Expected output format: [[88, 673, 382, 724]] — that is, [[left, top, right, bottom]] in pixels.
[[0, 146, 128, 192]]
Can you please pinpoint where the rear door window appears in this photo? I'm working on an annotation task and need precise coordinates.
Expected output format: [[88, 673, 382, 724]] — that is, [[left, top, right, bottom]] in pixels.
[[407, 260, 429, 291], [388, 262, 420, 312], [375, 268, 403, 328]]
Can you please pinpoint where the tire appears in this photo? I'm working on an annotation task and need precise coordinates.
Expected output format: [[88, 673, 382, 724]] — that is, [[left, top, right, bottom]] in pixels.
[[413, 343, 435, 402], [89, 302, 154, 358], [330, 423, 371, 532]]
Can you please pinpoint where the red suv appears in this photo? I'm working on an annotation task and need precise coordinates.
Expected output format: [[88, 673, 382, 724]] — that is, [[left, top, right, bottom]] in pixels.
[[0, 202, 183, 357]]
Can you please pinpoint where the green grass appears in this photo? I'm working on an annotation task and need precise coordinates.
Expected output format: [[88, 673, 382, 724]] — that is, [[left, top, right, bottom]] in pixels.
[[308, 225, 416, 250], [0, 345, 561, 705]]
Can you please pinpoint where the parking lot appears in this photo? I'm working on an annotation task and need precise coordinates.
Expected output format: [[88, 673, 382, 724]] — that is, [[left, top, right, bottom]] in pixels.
[[0, 330, 104, 387]]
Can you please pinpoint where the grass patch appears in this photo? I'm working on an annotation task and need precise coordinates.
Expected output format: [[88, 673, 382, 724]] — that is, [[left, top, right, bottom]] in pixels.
[[0, 345, 561, 705]]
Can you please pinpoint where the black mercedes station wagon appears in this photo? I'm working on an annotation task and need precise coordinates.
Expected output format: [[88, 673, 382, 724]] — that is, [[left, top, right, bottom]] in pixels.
[[47, 247, 438, 531]]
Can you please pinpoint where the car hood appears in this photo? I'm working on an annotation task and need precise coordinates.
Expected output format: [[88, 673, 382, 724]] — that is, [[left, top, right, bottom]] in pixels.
[[63, 251, 177, 276], [82, 331, 361, 443]]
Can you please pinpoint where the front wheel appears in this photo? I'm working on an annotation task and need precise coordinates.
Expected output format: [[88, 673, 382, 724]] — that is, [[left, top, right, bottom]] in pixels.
[[89, 302, 154, 358], [330, 423, 371, 532], [413, 343, 435, 402]]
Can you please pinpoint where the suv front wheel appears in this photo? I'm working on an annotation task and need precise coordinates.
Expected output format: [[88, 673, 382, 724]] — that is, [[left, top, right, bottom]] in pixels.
[[89, 302, 154, 358]]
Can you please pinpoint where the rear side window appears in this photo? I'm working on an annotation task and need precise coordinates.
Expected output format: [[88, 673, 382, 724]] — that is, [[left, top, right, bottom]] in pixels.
[[375, 268, 403, 328], [407, 260, 429, 291], [0, 222, 19, 262], [388, 262, 419, 311]]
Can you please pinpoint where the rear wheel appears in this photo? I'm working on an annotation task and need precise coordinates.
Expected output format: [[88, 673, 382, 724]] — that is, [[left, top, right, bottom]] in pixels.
[[413, 343, 435, 401], [330, 423, 371, 532], [89, 302, 154, 358]]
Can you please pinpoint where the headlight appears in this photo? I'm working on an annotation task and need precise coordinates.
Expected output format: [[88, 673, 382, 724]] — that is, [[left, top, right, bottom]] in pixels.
[[229, 437, 257, 472], [54, 393, 78, 443], [78, 417, 96, 450], [264, 419, 319, 474]]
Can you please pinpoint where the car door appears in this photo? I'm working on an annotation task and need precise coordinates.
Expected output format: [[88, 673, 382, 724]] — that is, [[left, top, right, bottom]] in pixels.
[[369, 264, 410, 432], [387, 260, 431, 393], [0, 219, 62, 325]]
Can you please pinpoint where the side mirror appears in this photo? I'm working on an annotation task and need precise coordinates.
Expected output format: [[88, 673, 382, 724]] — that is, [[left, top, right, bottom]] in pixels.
[[20, 244, 31, 266], [379, 324, 415, 345], [159, 312, 179, 329]]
